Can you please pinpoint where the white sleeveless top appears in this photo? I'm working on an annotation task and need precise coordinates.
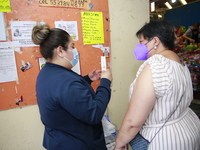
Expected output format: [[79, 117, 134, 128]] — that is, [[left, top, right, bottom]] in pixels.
[[129, 54, 200, 150]]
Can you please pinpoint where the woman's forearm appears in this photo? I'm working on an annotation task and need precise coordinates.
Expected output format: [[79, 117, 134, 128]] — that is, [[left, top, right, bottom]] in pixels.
[[115, 122, 141, 149]]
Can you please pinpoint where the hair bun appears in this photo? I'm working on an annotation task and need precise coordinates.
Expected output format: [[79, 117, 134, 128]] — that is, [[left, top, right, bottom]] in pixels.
[[32, 23, 51, 45]]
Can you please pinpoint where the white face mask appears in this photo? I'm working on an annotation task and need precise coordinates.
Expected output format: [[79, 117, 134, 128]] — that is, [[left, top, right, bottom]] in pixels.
[[64, 48, 79, 67]]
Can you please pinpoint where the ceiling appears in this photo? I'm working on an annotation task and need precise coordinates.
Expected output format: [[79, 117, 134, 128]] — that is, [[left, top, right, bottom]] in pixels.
[[150, 0, 199, 11]]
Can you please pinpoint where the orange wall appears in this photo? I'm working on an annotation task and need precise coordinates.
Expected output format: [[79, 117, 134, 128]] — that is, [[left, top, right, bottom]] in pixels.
[[0, 0, 110, 110]]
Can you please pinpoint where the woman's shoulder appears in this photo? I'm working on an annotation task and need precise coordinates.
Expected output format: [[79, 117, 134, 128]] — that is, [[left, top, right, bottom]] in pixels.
[[145, 54, 167, 67], [142, 54, 174, 97], [147, 51, 181, 65]]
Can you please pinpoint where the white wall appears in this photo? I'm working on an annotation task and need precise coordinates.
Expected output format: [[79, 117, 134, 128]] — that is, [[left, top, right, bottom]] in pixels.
[[0, 1, 149, 149], [0, 105, 45, 150], [108, 0, 149, 128]]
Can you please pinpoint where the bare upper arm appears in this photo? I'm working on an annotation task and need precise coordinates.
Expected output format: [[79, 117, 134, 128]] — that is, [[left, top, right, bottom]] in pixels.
[[124, 64, 156, 127]]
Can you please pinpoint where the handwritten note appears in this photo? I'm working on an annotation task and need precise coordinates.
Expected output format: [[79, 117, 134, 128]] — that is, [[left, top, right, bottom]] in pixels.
[[81, 11, 104, 45], [0, 0, 11, 12], [39, 0, 90, 9]]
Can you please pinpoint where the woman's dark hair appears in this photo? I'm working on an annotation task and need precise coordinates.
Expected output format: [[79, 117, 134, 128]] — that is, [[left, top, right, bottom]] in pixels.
[[32, 23, 70, 59], [136, 20, 175, 50]]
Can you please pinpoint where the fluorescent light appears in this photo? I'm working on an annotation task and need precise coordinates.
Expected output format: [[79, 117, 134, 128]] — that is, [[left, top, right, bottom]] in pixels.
[[165, 2, 172, 9], [158, 14, 162, 18], [151, 2, 155, 12], [179, 0, 187, 5]]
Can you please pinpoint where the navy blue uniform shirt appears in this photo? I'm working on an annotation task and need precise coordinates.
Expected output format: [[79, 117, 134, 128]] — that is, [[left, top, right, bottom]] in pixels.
[[36, 63, 111, 150]]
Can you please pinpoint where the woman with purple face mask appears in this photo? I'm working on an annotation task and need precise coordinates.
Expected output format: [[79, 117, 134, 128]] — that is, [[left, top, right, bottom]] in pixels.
[[114, 20, 200, 150]]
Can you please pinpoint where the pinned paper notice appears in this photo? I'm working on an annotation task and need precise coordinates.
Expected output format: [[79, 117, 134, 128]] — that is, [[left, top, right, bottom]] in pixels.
[[101, 56, 106, 71]]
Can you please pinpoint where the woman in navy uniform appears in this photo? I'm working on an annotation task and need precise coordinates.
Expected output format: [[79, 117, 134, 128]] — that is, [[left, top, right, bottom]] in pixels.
[[32, 23, 112, 150]]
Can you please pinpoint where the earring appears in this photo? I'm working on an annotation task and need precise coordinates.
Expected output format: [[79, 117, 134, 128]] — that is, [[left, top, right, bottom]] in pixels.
[[154, 46, 157, 49]]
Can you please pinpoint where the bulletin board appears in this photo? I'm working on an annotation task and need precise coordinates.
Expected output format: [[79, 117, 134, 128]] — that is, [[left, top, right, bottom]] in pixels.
[[0, 0, 110, 111]]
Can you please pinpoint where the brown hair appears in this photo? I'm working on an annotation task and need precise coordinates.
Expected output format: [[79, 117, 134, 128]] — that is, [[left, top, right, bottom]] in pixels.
[[32, 23, 70, 59]]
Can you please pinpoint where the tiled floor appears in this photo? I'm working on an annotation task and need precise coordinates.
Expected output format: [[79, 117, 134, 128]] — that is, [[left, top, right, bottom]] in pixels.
[[189, 99, 200, 119]]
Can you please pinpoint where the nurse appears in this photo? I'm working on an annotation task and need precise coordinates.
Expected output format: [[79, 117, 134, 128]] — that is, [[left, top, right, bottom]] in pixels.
[[32, 23, 112, 150]]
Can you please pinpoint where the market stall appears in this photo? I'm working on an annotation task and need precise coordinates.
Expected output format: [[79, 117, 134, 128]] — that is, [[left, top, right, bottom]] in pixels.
[[175, 44, 200, 100]]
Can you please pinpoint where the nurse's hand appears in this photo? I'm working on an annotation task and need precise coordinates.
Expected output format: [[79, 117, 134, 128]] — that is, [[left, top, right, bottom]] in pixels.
[[88, 69, 101, 81], [101, 69, 112, 82]]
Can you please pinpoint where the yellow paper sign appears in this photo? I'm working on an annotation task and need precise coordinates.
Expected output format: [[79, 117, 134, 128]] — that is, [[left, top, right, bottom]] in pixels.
[[39, 0, 91, 9], [81, 11, 104, 45], [0, 0, 11, 12]]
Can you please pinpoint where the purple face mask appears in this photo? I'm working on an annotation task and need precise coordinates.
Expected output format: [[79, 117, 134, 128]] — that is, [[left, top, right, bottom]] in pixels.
[[133, 39, 154, 61]]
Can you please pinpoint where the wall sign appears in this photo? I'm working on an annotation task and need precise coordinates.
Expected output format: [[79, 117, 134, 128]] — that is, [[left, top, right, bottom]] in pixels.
[[39, 0, 91, 10], [81, 11, 104, 45]]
